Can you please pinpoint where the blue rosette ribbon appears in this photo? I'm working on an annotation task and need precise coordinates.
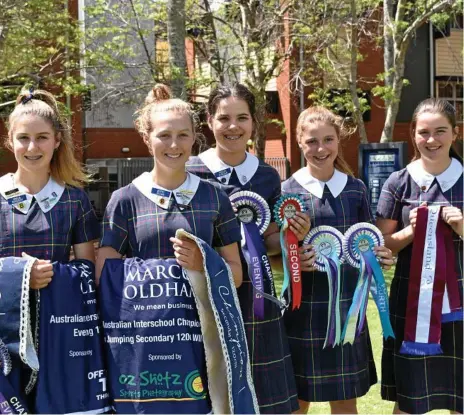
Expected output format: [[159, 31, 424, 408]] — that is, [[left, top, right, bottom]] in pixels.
[[274, 194, 305, 310], [342, 223, 395, 344], [230, 191, 284, 319], [304, 226, 345, 348]]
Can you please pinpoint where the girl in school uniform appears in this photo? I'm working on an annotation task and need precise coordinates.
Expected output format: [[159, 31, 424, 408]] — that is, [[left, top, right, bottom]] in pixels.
[[187, 83, 309, 414], [96, 84, 242, 414], [0, 89, 99, 404], [376, 98, 463, 414], [0, 88, 98, 280], [281, 106, 394, 414]]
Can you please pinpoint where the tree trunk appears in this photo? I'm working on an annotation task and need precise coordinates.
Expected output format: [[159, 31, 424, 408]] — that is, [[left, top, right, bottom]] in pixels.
[[380, 43, 408, 142], [167, 0, 187, 99], [348, 0, 368, 144], [383, 0, 394, 89], [251, 85, 267, 159]]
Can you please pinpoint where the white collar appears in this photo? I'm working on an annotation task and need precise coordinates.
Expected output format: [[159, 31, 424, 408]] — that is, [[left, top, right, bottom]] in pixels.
[[132, 172, 200, 210], [198, 148, 259, 185], [407, 158, 463, 192], [0, 174, 65, 214], [293, 167, 348, 199]]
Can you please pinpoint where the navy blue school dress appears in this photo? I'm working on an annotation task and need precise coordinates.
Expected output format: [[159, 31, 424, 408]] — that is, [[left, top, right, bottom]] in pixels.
[[187, 149, 299, 414], [100, 171, 241, 414], [376, 158, 463, 414], [0, 173, 100, 406], [282, 168, 377, 402]]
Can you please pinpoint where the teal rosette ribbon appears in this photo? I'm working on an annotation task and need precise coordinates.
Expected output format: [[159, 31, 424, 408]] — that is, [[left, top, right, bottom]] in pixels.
[[304, 226, 344, 348], [274, 194, 305, 310], [342, 223, 395, 344]]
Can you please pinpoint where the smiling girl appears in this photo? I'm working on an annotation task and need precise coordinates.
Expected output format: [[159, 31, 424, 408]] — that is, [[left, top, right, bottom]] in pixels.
[[281, 106, 394, 414], [187, 83, 309, 414], [376, 98, 463, 414], [96, 84, 242, 414], [0, 89, 99, 408], [0, 88, 99, 283]]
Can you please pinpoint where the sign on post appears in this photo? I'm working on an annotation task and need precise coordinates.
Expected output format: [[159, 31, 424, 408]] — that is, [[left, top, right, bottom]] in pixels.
[[358, 143, 408, 218]]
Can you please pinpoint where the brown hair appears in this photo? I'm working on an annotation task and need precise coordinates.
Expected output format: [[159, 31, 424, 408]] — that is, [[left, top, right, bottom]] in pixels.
[[410, 98, 462, 162], [296, 106, 355, 176], [207, 82, 260, 141], [6, 89, 91, 187], [134, 84, 199, 151]]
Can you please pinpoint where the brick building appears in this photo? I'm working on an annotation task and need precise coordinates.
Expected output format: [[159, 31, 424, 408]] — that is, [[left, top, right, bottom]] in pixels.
[[1, 6, 462, 186]]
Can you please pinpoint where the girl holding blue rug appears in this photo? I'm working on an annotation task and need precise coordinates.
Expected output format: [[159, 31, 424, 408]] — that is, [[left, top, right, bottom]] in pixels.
[[187, 83, 309, 414], [281, 106, 394, 414], [376, 98, 463, 414], [0, 89, 100, 409], [96, 84, 244, 414]]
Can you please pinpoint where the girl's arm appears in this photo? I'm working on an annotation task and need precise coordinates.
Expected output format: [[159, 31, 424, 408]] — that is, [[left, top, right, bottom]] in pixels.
[[377, 202, 425, 255], [264, 223, 281, 256], [376, 218, 414, 255], [265, 212, 311, 256], [171, 236, 243, 288], [95, 246, 122, 285], [73, 241, 97, 263]]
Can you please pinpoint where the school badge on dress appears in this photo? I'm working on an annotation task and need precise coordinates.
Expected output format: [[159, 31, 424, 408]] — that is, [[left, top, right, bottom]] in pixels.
[[304, 226, 345, 348], [342, 223, 394, 345], [230, 191, 283, 318], [274, 194, 305, 310]]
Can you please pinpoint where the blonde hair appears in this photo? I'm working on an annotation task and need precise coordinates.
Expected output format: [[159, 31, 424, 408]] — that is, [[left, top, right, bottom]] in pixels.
[[6, 89, 91, 187], [296, 106, 354, 176], [134, 84, 199, 151], [410, 98, 462, 162]]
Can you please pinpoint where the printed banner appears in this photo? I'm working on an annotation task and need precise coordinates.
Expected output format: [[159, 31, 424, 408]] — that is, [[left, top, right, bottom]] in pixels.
[[36, 260, 111, 414]]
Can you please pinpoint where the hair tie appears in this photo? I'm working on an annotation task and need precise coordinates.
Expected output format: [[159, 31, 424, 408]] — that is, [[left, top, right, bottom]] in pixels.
[[21, 87, 34, 105]]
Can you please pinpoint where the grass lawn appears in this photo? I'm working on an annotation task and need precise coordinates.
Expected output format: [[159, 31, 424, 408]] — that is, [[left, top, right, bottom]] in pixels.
[[273, 269, 449, 414]]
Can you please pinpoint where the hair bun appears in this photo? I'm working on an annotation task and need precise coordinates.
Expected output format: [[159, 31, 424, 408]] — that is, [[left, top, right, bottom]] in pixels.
[[145, 84, 172, 105]]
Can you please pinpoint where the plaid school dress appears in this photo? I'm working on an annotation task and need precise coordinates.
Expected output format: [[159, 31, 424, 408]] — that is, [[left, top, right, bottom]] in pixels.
[[376, 159, 463, 414], [0, 174, 100, 261], [282, 168, 377, 403], [0, 173, 100, 406], [100, 172, 242, 414], [187, 150, 299, 414]]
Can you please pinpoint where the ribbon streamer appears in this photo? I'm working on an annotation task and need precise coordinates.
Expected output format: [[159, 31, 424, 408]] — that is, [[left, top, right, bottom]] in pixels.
[[321, 255, 341, 347], [342, 223, 394, 344], [401, 205, 461, 356], [274, 195, 305, 310], [304, 226, 345, 348], [230, 191, 284, 317]]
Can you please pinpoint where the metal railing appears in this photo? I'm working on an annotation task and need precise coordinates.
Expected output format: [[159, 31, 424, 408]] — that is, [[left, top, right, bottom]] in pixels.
[[264, 157, 290, 181]]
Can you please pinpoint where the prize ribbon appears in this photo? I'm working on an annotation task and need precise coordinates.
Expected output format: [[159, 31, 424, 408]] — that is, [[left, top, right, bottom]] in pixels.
[[304, 226, 344, 348], [401, 206, 462, 356], [342, 223, 394, 344], [274, 194, 305, 310], [230, 191, 284, 318]]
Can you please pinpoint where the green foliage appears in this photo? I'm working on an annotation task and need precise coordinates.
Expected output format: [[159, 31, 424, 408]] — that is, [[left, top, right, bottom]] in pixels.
[[0, 0, 82, 100]]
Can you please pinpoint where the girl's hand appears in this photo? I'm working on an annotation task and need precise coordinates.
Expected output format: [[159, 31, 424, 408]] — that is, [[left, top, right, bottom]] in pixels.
[[409, 202, 427, 235], [23, 253, 54, 289], [170, 237, 204, 271], [289, 212, 311, 242], [374, 246, 395, 271], [441, 206, 463, 237], [299, 244, 316, 272]]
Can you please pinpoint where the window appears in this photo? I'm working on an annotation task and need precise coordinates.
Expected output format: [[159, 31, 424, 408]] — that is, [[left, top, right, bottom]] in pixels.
[[436, 80, 463, 123]]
